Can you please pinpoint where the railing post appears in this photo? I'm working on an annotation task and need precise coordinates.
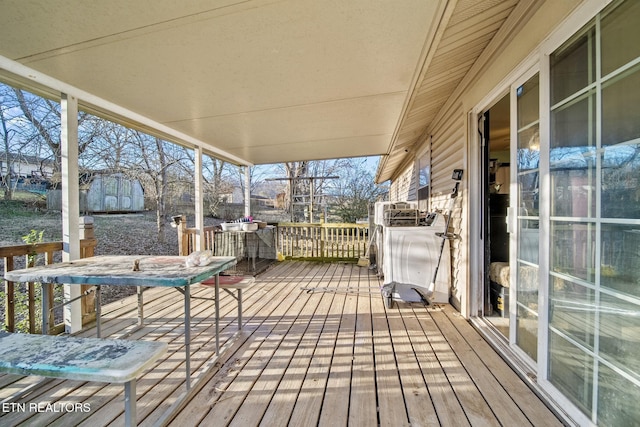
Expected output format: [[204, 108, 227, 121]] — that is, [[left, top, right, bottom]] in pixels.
[[4, 257, 15, 332], [79, 217, 96, 328], [177, 215, 188, 256], [319, 214, 326, 261]]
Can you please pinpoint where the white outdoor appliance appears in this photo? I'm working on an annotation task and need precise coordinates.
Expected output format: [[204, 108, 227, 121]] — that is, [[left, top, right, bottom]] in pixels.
[[381, 213, 451, 304], [373, 201, 418, 278]]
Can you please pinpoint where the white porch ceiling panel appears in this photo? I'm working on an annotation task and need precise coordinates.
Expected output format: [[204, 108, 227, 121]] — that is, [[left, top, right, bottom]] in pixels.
[[0, 0, 534, 180], [0, 0, 441, 166]]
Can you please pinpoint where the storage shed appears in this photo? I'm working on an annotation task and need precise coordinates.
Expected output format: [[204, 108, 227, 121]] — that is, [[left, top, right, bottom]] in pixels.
[[48, 173, 144, 213]]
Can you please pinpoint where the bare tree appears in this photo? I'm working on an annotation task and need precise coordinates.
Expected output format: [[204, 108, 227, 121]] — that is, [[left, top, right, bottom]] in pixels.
[[180, 152, 236, 217], [329, 158, 385, 222], [125, 132, 191, 242], [11, 88, 96, 188], [0, 91, 16, 200]]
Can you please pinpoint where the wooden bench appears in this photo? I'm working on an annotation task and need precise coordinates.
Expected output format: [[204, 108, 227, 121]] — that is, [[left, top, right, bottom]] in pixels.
[[0, 331, 167, 427]]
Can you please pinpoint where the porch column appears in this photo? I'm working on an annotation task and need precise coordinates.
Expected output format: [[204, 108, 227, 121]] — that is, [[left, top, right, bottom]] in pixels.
[[194, 146, 205, 251], [244, 166, 251, 218], [61, 93, 82, 333]]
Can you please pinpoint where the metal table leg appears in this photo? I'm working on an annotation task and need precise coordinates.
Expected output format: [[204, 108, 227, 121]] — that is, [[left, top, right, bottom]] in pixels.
[[124, 379, 136, 427], [96, 285, 101, 338], [184, 284, 191, 390], [41, 283, 49, 335], [215, 275, 220, 354], [137, 286, 144, 326]]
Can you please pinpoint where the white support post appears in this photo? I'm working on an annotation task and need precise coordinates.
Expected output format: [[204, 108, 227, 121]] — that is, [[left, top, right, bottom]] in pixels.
[[61, 93, 82, 333], [244, 166, 251, 218], [194, 147, 205, 251]]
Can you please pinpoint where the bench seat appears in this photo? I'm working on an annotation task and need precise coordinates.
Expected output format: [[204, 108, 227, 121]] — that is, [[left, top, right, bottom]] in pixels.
[[0, 332, 167, 426], [200, 275, 255, 330]]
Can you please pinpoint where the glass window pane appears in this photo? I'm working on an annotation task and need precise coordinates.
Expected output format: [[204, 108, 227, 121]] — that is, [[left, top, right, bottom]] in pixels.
[[549, 332, 594, 415], [518, 223, 538, 264], [550, 90, 597, 218], [601, 0, 640, 76], [551, 91, 596, 149], [602, 65, 640, 147], [517, 75, 539, 128], [550, 154, 596, 218], [516, 303, 537, 361], [550, 222, 596, 283], [597, 363, 640, 427], [601, 143, 640, 219], [517, 171, 539, 216], [518, 124, 540, 154], [550, 26, 595, 105], [550, 278, 596, 350], [601, 224, 640, 297], [598, 293, 640, 376]]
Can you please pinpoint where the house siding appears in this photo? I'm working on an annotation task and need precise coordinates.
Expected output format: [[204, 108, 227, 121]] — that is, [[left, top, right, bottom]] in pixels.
[[389, 102, 466, 309], [390, 0, 582, 313], [429, 102, 466, 309], [389, 163, 415, 202]]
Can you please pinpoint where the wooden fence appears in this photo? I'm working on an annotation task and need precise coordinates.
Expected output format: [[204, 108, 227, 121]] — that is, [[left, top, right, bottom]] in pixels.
[[1, 239, 97, 334], [175, 215, 369, 262], [276, 222, 369, 261]]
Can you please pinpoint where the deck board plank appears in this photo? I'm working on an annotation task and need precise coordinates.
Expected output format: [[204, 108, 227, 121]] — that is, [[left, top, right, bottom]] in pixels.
[[318, 263, 358, 426], [166, 260, 310, 426], [281, 263, 346, 426], [442, 301, 564, 427], [0, 261, 565, 427], [228, 263, 342, 426], [198, 262, 335, 426], [258, 263, 347, 426], [348, 266, 379, 426], [418, 305, 500, 426], [402, 306, 469, 427], [370, 280, 410, 427], [387, 301, 441, 426]]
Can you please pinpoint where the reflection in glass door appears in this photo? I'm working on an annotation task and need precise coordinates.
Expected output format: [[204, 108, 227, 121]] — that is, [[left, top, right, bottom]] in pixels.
[[546, 2, 640, 423], [513, 73, 540, 362]]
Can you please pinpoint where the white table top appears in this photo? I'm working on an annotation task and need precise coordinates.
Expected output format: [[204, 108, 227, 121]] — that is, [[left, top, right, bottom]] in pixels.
[[4, 255, 236, 287]]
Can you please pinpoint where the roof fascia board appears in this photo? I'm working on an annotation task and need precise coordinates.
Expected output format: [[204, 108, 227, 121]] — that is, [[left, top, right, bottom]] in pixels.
[[375, 0, 457, 184]]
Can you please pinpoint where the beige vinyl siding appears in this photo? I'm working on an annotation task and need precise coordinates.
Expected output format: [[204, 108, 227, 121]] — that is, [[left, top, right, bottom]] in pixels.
[[428, 102, 465, 309], [387, 102, 466, 308], [389, 163, 416, 202]]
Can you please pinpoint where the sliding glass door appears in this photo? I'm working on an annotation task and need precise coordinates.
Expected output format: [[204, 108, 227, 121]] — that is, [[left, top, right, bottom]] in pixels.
[[547, 1, 640, 424], [512, 73, 540, 362]]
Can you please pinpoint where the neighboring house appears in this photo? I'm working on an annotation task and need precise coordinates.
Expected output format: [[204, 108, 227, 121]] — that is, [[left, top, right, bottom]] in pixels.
[[0, 152, 55, 194], [0, 152, 55, 180]]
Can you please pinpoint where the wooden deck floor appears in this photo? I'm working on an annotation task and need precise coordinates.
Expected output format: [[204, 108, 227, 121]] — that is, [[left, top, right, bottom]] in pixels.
[[0, 261, 563, 427]]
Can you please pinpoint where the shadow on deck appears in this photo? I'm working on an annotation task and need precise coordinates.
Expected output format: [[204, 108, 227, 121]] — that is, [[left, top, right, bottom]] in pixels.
[[0, 261, 562, 426]]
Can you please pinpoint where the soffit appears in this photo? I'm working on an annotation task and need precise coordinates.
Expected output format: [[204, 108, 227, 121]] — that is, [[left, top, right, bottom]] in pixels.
[[376, 0, 523, 182], [0, 0, 443, 166], [0, 0, 532, 177]]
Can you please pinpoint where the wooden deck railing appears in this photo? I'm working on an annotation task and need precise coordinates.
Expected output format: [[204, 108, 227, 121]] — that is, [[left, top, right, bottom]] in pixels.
[[175, 218, 240, 259], [175, 215, 369, 262], [277, 222, 369, 261], [1, 239, 97, 334]]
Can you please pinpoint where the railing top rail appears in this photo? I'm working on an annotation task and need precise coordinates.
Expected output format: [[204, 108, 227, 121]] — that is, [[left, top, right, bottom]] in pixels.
[[0, 239, 97, 258], [181, 225, 217, 234], [278, 222, 368, 229]]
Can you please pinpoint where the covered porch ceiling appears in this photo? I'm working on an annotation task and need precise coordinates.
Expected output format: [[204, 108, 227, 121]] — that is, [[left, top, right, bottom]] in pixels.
[[0, 0, 534, 182]]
